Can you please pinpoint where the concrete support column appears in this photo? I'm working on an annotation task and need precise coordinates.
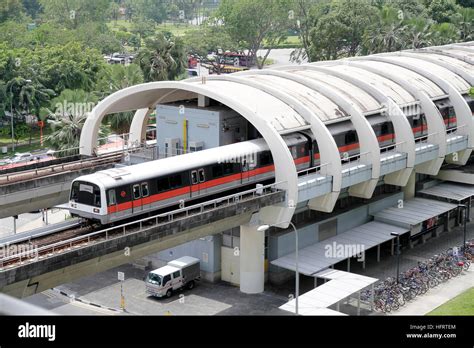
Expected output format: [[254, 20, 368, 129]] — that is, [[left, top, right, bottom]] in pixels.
[[239, 223, 265, 294], [198, 94, 210, 107], [402, 171, 416, 200]]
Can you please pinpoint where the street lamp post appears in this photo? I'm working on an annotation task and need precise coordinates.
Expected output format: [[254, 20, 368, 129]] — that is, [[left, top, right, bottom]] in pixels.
[[9, 83, 15, 153], [391, 232, 401, 283], [458, 204, 468, 251], [258, 221, 298, 315], [9, 79, 32, 153]]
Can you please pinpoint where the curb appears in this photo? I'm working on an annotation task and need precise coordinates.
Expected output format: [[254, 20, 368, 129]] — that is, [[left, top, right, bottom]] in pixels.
[[51, 288, 122, 313]]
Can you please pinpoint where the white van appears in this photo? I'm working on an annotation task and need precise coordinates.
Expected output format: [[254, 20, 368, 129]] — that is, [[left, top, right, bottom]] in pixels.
[[145, 256, 200, 298]]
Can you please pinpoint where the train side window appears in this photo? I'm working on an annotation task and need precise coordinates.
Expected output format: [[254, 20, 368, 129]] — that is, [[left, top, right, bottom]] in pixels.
[[191, 170, 198, 184], [448, 107, 455, 117], [71, 181, 79, 201], [223, 163, 234, 175], [345, 131, 357, 144], [141, 183, 149, 197], [290, 146, 298, 159], [212, 164, 223, 178], [108, 190, 116, 206], [157, 177, 170, 192], [93, 188, 101, 207], [170, 175, 182, 189], [259, 151, 272, 166], [133, 184, 141, 199], [198, 169, 205, 183]]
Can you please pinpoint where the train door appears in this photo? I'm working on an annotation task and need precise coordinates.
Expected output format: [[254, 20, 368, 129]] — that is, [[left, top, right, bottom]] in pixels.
[[241, 158, 250, 184], [140, 182, 150, 211], [190, 170, 199, 197], [197, 168, 206, 195], [132, 184, 143, 213]]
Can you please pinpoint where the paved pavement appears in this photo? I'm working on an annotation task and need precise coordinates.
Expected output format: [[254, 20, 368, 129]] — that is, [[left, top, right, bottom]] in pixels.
[[0, 208, 71, 238], [25, 263, 290, 315]]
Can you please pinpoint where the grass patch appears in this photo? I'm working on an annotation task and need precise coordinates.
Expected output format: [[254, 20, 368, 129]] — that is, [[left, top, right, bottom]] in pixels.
[[263, 35, 302, 49], [257, 57, 275, 66], [108, 20, 199, 37], [427, 287, 474, 315], [0, 143, 48, 159]]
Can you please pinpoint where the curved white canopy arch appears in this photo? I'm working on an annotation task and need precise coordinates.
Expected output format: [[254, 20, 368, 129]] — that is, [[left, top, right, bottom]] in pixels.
[[80, 81, 299, 215]]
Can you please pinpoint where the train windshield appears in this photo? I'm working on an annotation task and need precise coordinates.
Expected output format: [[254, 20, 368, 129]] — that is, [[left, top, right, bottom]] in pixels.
[[146, 273, 162, 286], [70, 181, 102, 207]]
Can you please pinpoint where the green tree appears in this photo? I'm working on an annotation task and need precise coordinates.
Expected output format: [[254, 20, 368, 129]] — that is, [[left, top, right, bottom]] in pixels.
[[216, 0, 293, 69], [0, 21, 30, 48], [25, 42, 106, 93], [309, 0, 378, 60], [453, 7, 474, 40], [44, 89, 99, 154], [109, 1, 120, 23], [96, 64, 145, 134], [0, 0, 25, 22], [131, 19, 155, 49], [39, 0, 111, 29], [290, 0, 331, 63], [386, 0, 427, 18], [6, 77, 55, 144], [403, 18, 433, 49], [363, 6, 407, 54], [22, 0, 42, 19], [0, 81, 6, 118], [137, 33, 187, 82], [431, 22, 461, 44], [426, 0, 459, 23], [456, 0, 474, 7]]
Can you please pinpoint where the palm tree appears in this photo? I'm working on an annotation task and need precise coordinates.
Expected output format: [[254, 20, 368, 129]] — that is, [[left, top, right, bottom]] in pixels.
[[137, 33, 187, 82], [96, 64, 144, 134], [6, 77, 56, 144], [403, 19, 433, 49], [363, 6, 406, 54], [44, 89, 105, 156], [454, 7, 474, 41], [431, 22, 461, 46]]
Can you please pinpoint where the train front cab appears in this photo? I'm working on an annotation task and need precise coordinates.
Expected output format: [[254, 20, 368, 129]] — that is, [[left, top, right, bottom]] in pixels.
[[69, 179, 108, 223]]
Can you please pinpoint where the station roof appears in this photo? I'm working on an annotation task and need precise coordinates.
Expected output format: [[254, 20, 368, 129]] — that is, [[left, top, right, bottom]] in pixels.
[[379, 55, 471, 93], [348, 60, 447, 98], [440, 48, 474, 59], [372, 198, 457, 230], [321, 64, 419, 105], [416, 52, 474, 77], [418, 182, 474, 202], [279, 269, 377, 315], [245, 74, 348, 122], [271, 221, 409, 276], [288, 69, 383, 114]]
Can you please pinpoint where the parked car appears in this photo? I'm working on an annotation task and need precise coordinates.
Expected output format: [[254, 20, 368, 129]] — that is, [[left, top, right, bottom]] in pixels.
[[145, 256, 200, 298], [7, 152, 36, 164]]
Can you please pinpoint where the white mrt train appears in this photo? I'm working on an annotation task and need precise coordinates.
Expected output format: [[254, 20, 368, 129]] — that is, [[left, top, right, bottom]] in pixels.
[[68, 134, 309, 224]]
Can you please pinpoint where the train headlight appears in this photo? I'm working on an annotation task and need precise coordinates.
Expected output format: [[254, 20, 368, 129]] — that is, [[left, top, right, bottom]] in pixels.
[[70, 203, 77, 208], [93, 208, 100, 213]]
